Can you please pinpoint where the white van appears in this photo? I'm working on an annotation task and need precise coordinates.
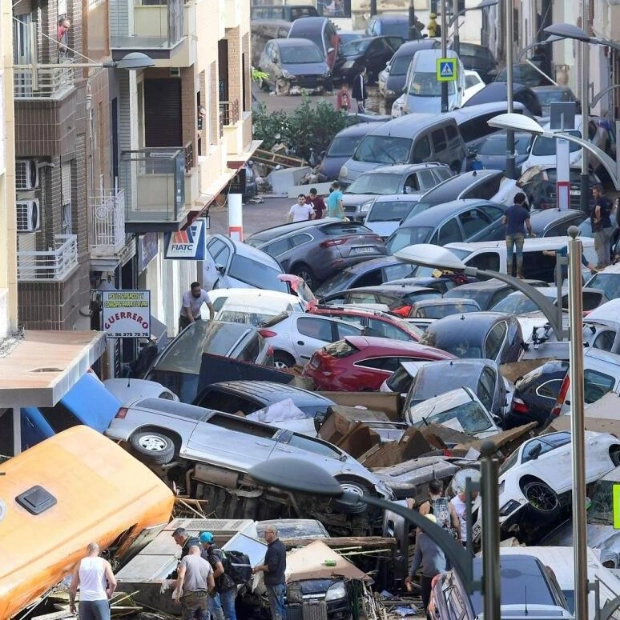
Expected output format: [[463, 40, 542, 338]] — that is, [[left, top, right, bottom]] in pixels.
[[403, 49, 465, 114]]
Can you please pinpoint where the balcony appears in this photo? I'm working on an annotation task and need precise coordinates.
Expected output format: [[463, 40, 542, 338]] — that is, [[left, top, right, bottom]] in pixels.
[[120, 144, 194, 233], [219, 100, 240, 137], [110, 0, 185, 60], [89, 190, 127, 266], [17, 235, 78, 282], [13, 65, 75, 100]]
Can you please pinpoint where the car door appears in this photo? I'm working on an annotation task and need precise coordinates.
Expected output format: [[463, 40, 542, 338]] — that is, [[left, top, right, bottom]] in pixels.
[[458, 208, 493, 241], [483, 320, 508, 364], [203, 236, 233, 289], [291, 315, 343, 361], [263, 237, 294, 270]]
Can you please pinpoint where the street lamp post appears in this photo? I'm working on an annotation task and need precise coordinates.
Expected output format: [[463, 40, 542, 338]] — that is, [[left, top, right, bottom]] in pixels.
[[505, 0, 515, 179], [441, 0, 449, 113]]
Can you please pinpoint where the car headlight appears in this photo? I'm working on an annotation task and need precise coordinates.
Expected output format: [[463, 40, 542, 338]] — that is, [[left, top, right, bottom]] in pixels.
[[325, 582, 347, 601], [282, 70, 294, 79], [360, 200, 374, 213], [340, 165, 348, 180], [499, 499, 521, 517], [343, 60, 356, 69]]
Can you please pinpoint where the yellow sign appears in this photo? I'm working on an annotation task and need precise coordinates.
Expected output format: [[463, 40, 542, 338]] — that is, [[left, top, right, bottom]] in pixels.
[[436, 58, 457, 82], [613, 484, 620, 529]]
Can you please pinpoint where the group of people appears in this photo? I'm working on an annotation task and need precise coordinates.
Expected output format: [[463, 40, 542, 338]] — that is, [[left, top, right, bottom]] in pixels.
[[68, 524, 288, 620], [287, 183, 345, 222], [503, 184, 617, 280]]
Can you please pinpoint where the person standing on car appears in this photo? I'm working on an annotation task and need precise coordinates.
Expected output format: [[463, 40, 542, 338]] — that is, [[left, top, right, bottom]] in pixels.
[[404, 514, 446, 617], [287, 193, 315, 223], [502, 192, 534, 279], [326, 181, 345, 220], [591, 184, 614, 268], [252, 525, 287, 620], [351, 65, 367, 113], [199, 532, 237, 620], [306, 188, 326, 219], [69, 543, 117, 620], [175, 544, 215, 620], [179, 282, 215, 332]]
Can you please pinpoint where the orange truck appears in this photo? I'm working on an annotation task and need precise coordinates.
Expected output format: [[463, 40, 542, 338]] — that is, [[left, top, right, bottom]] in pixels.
[[0, 426, 174, 619]]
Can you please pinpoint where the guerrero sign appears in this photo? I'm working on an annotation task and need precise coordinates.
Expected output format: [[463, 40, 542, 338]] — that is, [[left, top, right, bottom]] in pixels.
[[101, 290, 151, 338]]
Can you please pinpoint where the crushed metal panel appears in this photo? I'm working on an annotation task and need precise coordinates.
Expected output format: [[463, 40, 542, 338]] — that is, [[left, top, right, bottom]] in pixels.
[[286, 540, 370, 582]]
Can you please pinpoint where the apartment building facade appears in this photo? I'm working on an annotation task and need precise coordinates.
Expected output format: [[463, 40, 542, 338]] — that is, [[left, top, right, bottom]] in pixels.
[[12, 0, 256, 351]]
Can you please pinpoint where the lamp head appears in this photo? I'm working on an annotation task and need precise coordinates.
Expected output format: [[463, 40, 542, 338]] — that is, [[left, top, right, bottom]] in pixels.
[[115, 52, 155, 70], [543, 23, 590, 42]]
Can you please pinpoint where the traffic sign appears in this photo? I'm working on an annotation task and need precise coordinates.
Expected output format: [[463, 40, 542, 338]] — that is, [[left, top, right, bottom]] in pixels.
[[437, 58, 457, 82]]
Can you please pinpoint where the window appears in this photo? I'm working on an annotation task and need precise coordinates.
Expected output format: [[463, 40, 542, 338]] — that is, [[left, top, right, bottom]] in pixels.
[[357, 357, 402, 371], [417, 169, 438, 188], [437, 219, 462, 245], [467, 251, 500, 272], [384, 263, 413, 280], [228, 255, 287, 291], [478, 205, 505, 222], [353, 269, 383, 287], [335, 321, 363, 339], [535, 379, 563, 400], [432, 129, 447, 153], [366, 319, 408, 340], [353, 136, 412, 165], [434, 166, 453, 183], [463, 176, 502, 200], [349, 292, 379, 304], [197, 390, 256, 414], [583, 369, 615, 404], [404, 174, 419, 192], [485, 322, 507, 361], [445, 125, 458, 142], [478, 367, 496, 411], [297, 317, 333, 342], [459, 209, 490, 238], [546, 221, 574, 237], [264, 237, 291, 257], [61, 203, 72, 235], [592, 330, 615, 351], [412, 136, 431, 162]]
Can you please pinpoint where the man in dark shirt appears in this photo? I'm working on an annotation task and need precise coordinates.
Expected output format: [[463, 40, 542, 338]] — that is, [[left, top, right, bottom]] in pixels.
[[252, 525, 286, 620], [591, 184, 614, 268], [199, 532, 234, 620], [306, 188, 326, 219], [173, 527, 202, 560], [502, 192, 534, 278]]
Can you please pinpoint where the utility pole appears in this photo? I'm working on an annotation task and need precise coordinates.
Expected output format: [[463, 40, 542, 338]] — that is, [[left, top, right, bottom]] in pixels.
[[505, 0, 516, 178], [580, 6, 590, 213], [370, 0, 377, 16], [452, 0, 460, 56], [409, 0, 418, 40], [440, 0, 448, 112]]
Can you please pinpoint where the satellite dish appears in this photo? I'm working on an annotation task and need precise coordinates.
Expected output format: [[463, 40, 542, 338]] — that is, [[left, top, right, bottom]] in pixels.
[[450, 468, 481, 495]]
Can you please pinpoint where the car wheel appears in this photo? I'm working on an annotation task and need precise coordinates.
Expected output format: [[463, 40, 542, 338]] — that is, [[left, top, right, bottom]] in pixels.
[[610, 446, 620, 466], [129, 431, 175, 465], [333, 476, 374, 514], [292, 264, 315, 290], [521, 479, 559, 513], [274, 351, 296, 370]]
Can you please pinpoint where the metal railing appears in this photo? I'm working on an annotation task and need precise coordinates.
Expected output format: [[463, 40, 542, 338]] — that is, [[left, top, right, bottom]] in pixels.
[[89, 190, 126, 257], [13, 65, 75, 99], [219, 100, 240, 136], [17, 234, 78, 281], [184, 141, 194, 173]]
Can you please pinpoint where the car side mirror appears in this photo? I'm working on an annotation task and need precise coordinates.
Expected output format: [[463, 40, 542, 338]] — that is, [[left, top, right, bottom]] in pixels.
[[529, 443, 542, 460], [215, 263, 226, 274]]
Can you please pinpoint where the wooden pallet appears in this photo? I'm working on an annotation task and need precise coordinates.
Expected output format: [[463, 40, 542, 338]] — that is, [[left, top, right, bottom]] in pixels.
[[253, 148, 306, 169]]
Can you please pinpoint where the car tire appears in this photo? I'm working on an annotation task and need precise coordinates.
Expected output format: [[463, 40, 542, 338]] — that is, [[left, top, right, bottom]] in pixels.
[[274, 351, 296, 370], [292, 263, 316, 290], [129, 431, 175, 465], [610, 446, 620, 466], [333, 476, 374, 514], [521, 479, 559, 513]]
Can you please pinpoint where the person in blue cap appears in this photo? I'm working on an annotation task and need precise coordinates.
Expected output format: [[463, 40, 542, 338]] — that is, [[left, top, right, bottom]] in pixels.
[[199, 532, 237, 620]]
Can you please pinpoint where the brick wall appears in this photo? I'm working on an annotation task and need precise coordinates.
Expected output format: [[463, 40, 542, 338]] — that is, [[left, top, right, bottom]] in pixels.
[[226, 27, 242, 112], [181, 67, 197, 166]]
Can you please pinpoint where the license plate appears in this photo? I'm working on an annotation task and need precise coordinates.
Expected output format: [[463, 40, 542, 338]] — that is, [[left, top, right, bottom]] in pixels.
[[352, 246, 376, 255], [570, 190, 580, 195]]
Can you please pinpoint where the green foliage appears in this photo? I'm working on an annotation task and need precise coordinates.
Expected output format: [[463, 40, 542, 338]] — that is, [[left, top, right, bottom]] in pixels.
[[252, 96, 350, 161], [252, 68, 269, 83]]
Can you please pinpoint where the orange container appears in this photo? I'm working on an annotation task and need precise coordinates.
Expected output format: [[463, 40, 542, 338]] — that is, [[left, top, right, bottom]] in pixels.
[[0, 426, 174, 619]]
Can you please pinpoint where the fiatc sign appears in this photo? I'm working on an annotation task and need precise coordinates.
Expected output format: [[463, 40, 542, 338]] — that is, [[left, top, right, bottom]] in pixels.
[[164, 217, 207, 260], [101, 291, 151, 338]]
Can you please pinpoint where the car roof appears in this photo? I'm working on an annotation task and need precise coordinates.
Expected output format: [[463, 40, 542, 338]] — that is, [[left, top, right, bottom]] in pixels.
[[361, 162, 447, 176], [364, 114, 451, 137], [417, 170, 503, 204], [333, 121, 387, 138], [427, 311, 511, 334], [445, 101, 527, 121], [206, 381, 334, 405], [392, 39, 439, 57], [400, 199, 506, 226], [529, 208, 583, 228], [210, 234, 282, 268], [330, 256, 404, 276], [344, 335, 454, 355], [341, 284, 436, 295], [532, 85, 573, 92], [371, 194, 421, 204], [289, 16, 329, 29], [275, 37, 321, 47], [445, 235, 595, 252], [247, 217, 344, 242], [412, 297, 479, 307], [465, 81, 530, 104]]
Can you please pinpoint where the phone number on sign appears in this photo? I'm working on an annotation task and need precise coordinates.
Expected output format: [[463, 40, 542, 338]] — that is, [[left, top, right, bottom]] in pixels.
[[108, 332, 149, 338]]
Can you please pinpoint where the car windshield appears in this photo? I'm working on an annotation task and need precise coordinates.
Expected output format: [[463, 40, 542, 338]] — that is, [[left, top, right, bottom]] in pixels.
[[386, 227, 434, 253], [587, 478, 614, 526], [410, 365, 484, 403], [353, 136, 412, 164], [478, 132, 531, 156], [586, 273, 620, 301], [386, 364, 416, 392], [536, 89, 573, 105], [347, 172, 404, 194], [316, 268, 362, 296], [491, 293, 539, 314], [390, 54, 413, 76], [281, 45, 324, 63], [409, 71, 456, 96], [414, 301, 478, 319], [499, 449, 519, 476], [367, 199, 418, 222], [326, 135, 365, 157], [409, 399, 493, 434], [340, 39, 371, 55], [228, 255, 287, 291], [531, 129, 581, 155]]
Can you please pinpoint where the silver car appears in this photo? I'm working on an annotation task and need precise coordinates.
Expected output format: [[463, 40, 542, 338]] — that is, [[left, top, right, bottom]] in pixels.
[[105, 397, 393, 513], [260, 312, 365, 368]]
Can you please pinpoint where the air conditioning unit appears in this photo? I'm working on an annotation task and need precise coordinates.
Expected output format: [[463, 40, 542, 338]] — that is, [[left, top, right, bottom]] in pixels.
[[16, 159, 39, 191], [16, 199, 40, 232]]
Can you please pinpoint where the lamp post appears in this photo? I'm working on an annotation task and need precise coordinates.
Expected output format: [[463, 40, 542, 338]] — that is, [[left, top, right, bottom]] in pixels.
[[505, 0, 515, 180], [440, 0, 448, 113], [14, 52, 155, 72]]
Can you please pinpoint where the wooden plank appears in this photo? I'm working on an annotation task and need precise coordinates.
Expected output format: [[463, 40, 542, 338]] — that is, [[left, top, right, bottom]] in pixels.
[[31, 612, 75, 620], [279, 536, 396, 550]]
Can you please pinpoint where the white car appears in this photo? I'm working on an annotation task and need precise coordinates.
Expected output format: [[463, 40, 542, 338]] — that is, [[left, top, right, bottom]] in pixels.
[[103, 378, 179, 403], [206, 288, 306, 323], [461, 70, 485, 104], [521, 115, 609, 174], [472, 430, 620, 543]]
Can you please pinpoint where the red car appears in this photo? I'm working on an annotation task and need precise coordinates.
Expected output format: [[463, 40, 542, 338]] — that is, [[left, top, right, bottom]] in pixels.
[[302, 336, 456, 392]]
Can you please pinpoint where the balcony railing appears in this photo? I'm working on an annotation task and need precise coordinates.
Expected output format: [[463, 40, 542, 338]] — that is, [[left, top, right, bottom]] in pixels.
[[110, 0, 184, 50], [14, 65, 75, 99], [17, 234, 78, 281], [90, 189, 126, 258], [219, 100, 240, 137]]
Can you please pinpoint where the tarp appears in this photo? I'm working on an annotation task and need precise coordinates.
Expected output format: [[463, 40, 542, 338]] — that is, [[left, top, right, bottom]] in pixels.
[[285, 540, 370, 582]]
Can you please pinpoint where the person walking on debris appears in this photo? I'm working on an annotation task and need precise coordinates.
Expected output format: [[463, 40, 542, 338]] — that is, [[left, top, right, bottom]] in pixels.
[[502, 192, 534, 279], [306, 188, 326, 219], [419, 479, 460, 541], [404, 514, 446, 618], [287, 193, 315, 222], [326, 181, 346, 220], [179, 282, 214, 332], [591, 183, 614, 268], [200, 531, 238, 620], [69, 542, 117, 620], [252, 525, 287, 620], [173, 527, 202, 560], [175, 544, 216, 620], [351, 65, 367, 113]]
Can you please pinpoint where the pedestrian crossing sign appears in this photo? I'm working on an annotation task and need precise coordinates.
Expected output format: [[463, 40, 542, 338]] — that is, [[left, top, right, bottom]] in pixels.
[[437, 58, 457, 82]]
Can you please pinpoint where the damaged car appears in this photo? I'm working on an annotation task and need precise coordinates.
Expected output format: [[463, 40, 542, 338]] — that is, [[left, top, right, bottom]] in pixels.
[[472, 431, 620, 544]]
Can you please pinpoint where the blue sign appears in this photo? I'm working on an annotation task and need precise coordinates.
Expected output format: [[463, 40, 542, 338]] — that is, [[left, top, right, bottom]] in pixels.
[[437, 58, 457, 82], [164, 218, 206, 260]]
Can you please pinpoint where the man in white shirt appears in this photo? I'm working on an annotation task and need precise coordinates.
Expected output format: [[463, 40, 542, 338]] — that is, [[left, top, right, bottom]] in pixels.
[[450, 488, 478, 546], [287, 194, 315, 223], [69, 542, 117, 620], [179, 282, 215, 332]]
